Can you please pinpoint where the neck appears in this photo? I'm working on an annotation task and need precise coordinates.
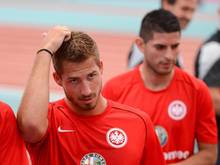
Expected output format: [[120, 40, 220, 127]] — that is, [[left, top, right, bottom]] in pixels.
[[65, 95, 107, 116], [139, 64, 174, 91]]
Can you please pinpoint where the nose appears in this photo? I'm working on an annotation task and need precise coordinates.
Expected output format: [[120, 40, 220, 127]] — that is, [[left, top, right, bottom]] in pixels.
[[185, 11, 193, 22], [80, 81, 92, 96], [164, 47, 174, 61]]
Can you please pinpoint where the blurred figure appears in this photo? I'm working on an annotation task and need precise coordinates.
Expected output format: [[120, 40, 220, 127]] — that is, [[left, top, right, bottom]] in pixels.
[[128, 0, 198, 69], [17, 26, 165, 165], [0, 101, 30, 165], [103, 9, 218, 164], [195, 7, 220, 165]]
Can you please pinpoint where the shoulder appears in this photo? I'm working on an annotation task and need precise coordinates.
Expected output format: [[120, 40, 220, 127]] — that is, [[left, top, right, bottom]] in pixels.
[[0, 101, 16, 126], [48, 99, 67, 115], [197, 30, 220, 65], [104, 68, 138, 87], [196, 30, 220, 61], [109, 100, 151, 124], [200, 39, 220, 58], [175, 67, 208, 91], [205, 30, 220, 43], [103, 68, 140, 98], [0, 101, 12, 109], [0, 101, 15, 120]]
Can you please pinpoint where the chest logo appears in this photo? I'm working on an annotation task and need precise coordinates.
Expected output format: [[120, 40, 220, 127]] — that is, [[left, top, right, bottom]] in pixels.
[[80, 153, 106, 165], [57, 126, 75, 133], [168, 100, 187, 120], [106, 128, 127, 148], [154, 125, 168, 147]]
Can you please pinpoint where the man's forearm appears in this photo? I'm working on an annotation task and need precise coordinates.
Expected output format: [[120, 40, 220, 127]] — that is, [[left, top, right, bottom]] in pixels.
[[169, 144, 217, 165], [209, 87, 220, 115], [17, 52, 51, 143]]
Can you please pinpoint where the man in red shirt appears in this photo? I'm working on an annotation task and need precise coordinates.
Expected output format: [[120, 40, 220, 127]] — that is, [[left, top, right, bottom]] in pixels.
[[103, 9, 218, 164], [17, 26, 165, 165], [0, 101, 30, 164], [128, 0, 199, 69]]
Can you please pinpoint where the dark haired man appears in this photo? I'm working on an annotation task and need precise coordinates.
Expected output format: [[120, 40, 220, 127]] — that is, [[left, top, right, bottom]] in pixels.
[[128, 0, 198, 69], [103, 9, 217, 164]]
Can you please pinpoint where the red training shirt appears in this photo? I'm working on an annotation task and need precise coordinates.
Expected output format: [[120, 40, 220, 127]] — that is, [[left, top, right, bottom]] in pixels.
[[103, 66, 218, 163], [0, 101, 30, 165], [27, 99, 165, 165]]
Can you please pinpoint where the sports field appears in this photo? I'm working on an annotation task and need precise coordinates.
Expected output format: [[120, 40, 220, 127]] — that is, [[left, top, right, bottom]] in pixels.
[[0, 0, 218, 111]]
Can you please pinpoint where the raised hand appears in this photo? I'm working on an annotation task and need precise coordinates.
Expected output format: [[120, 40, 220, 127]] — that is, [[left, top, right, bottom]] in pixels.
[[40, 26, 71, 54]]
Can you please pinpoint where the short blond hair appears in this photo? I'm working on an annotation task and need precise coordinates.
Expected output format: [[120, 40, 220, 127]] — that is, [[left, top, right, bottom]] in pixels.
[[53, 31, 99, 74]]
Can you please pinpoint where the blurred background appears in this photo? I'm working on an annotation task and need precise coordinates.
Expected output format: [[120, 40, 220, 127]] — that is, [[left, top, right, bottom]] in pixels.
[[0, 0, 218, 111]]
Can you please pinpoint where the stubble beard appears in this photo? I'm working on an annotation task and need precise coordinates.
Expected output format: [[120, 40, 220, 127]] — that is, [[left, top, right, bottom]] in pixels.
[[147, 62, 173, 76], [65, 89, 101, 112]]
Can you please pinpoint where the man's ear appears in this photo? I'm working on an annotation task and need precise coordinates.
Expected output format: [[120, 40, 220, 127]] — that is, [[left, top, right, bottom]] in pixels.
[[99, 60, 103, 74], [135, 37, 145, 53], [95, 59, 103, 74], [53, 72, 62, 87], [162, 0, 172, 11]]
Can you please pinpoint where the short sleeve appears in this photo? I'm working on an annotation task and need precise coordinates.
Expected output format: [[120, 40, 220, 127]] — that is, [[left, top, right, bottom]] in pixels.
[[142, 114, 166, 165], [196, 80, 218, 143]]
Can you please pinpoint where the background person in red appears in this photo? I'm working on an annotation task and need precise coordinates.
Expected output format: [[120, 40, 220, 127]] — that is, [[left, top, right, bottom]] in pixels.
[[127, 0, 199, 69], [195, 6, 220, 165], [0, 101, 30, 165], [17, 26, 165, 165], [103, 9, 218, 164]]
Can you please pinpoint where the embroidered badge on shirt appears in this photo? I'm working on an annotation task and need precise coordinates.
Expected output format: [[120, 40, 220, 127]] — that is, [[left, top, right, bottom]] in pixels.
[[154, 125, 168, 147], [168, 100, 187, 120], [80, 153, 106, 165], [106, 128, 127, 148]]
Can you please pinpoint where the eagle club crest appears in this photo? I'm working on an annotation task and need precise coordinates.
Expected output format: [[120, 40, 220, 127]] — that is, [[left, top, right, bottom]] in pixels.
[[168, 100, 187, 120], [106, 128, 127, 148]]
